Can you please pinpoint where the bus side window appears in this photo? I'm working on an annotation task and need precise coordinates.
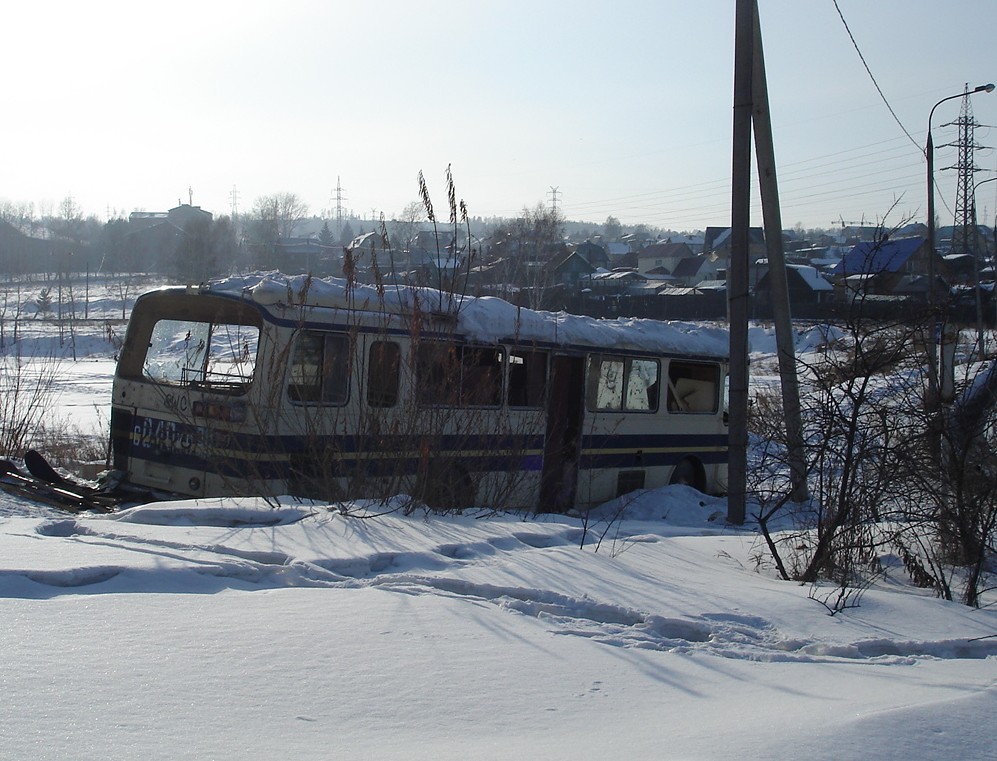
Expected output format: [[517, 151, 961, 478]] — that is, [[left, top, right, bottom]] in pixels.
[[288, 331, 350, 405], [588, 355, 658, 412], [417, 343, 503, 407], [416, 343, 455, 405], [667, 361, 719, 413], [461, 347, 503, 407], [367, 341, 400, 407], [626, 359, 660, 411], [588, 355, 624, 410]]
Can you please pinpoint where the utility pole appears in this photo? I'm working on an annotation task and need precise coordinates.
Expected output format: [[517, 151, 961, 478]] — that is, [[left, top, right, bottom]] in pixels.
[[749, 5, 809, 503], [728, 0, 809, 524], [727, 0, 754, 525]]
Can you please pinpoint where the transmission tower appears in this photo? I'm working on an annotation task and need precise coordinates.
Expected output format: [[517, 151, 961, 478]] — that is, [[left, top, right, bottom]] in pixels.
[[548, 186, 561, 213], [941, 86, 990, 254], [332, 177, 348, 237]]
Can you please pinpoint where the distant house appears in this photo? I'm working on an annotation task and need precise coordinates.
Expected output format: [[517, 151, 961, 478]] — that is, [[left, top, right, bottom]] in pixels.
[[574, 240, 609, 269], [551, 251, 597, 289], [125, 221, 185, 272], [637, 242, 693, 275], [409, 230, 462, 280], [938, 224, 994, 257], [670, 254, 722, 287], [589, 269, 647, 295], [832, 236, 934, 299], [167, 204, 212, 228], [0, 220, 77, 274], [941, 253, 977, 286], [894, 222, 928, 240], [703, 226, 766, 261], [278, 237, 341, 276], [835, 225, 881, 245], [127, 211, 169, 231], [755, 264, 833, 314], [123, 204, 213, 272], [605, 241, 632, 263], [662, 233, 705, 254]]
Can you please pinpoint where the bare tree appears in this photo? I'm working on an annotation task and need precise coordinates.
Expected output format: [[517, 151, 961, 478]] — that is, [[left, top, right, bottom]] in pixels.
[[253, 192, 309, 239], [56, 195, 85, 245], [0, 200, 35, 229], [389, 200, 426, 252], [602, 215, 622, 242], [248, 192, 310, 268], [493, 203, 566, 309]]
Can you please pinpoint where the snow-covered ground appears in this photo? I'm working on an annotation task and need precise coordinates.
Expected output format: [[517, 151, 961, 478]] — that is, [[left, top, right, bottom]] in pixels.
[[1, 279, 995, 760], [3, 494, 996, 760]]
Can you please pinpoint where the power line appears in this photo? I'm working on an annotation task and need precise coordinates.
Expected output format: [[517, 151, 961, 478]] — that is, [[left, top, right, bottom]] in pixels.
[[832, 0, 922, 154]]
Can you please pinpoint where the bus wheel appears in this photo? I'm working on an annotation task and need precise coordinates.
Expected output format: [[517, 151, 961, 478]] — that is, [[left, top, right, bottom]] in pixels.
[[669, 458, 704, 492]]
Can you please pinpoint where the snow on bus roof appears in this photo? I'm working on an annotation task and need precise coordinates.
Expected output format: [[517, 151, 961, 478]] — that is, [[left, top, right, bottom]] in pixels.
[[206, 272, 729, 359]]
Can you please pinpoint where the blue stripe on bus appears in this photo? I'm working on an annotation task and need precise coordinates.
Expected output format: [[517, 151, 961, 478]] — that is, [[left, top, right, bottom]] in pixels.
[[123, 412, 728, 482]]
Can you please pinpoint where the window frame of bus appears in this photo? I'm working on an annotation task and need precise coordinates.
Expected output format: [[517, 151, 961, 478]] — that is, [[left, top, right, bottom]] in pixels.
[[416, 342, 504, 408], [666, 360, 721, 414], [585, 354, 660, 413], [287, 330, 352, 405], [142, 318, 260, 393]]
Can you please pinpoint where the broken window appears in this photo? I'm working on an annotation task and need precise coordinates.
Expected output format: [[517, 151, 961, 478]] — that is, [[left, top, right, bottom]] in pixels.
[[587, 355, 660, 412], [144, 318, 259, 392], [666, 361, 720, 413]]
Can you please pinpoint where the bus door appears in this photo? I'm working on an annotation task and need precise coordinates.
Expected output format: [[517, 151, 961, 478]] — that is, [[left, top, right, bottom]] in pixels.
[[539, 355, 585, 512]]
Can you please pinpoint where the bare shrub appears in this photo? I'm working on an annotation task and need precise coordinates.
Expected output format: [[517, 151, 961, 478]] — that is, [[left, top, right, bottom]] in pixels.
[[748, 302, 932, 591], [895, 357, 997, 606], [750, 296, 997, 608], [0, 353, 61, 458]]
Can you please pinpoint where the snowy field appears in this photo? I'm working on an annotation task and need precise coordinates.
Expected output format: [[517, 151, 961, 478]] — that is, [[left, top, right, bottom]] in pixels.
[[1, 279, 996, 760]]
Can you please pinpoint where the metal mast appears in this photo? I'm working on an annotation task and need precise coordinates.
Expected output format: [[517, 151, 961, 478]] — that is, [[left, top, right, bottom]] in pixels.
[[943, 86, 988, 255], [333, 176, 347, 238]]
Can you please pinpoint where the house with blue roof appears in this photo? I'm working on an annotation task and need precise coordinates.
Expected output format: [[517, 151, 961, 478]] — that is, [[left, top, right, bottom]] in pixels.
[[832, 236, 935, 300]]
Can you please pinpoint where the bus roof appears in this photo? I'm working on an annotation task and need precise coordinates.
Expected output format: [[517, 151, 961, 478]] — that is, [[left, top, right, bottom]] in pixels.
[[203, 272, 730, 360]]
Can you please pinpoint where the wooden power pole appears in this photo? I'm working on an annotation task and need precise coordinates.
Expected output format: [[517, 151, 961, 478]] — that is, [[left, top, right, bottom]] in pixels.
[[749, 5, 809, 503], [727, 0, 754, 524], [728, 0, 809, 524]]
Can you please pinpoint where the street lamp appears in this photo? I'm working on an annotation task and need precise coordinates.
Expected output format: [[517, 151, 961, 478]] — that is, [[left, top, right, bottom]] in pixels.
[[971, 175, 997, 355], [972, 174, 997, 356], [925, 82, 995, 405]]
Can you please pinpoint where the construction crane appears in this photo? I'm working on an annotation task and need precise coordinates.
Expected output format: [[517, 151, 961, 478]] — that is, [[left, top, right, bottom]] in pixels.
[[832, 215, 867, 227]]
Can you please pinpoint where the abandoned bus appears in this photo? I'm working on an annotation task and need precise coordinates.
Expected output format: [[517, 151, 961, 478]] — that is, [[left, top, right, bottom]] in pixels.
[[109, 273, 729, 511]]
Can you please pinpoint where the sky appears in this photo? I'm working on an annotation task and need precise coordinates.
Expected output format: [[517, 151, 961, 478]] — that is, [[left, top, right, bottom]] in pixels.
[[3, 0, 997, 232]]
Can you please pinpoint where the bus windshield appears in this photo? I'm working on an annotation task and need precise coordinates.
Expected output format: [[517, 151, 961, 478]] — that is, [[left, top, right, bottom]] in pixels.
[[143, 318, 259, 390]]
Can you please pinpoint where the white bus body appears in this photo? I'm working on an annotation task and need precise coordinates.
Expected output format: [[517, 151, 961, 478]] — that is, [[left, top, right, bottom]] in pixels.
[[109, 274, 729, 511]]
